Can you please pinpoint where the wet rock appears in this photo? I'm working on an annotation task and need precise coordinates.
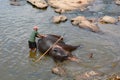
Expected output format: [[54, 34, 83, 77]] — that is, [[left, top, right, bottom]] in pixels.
[[88, 18, 97, 23], [71, 16, 100, 32], [67, 56, 80, 63], [107, 74, 120, 80], [79, 20, 99, 32], [99, 16, 118, 24], [71, 16, 87, 25], [52, 15, 67, 23], [115, 0, 120, 5], [54, 9, 66, 14], [10, 0, 20, 6], [88, 53, 93, 59], [27, 0, 48, 9], [75, 70, 103, 80], [51, 66, 66, 76], [48, 0, 95, 12], [118, 16, 120, 21]]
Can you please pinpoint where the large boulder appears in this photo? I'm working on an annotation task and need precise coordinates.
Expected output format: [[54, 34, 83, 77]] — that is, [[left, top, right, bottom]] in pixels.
[[115, 0, 120, 5], [71, 16, 100, 32], [79, 20, 99, 32], [51, 66, 66, 76], [52, 15, 67, 23], [71, 16, 87, 25], [27, 0, 48, 9], [99, 16, 118, 24], [48, 0, 95, 13]]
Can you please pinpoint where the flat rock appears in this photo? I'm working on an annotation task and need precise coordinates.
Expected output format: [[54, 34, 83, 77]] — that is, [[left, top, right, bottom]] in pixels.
[[71, 16, 87, 25], [54, 9, 66, 14], [115, 0, 120, 5], [51, 66, 66, 76], [27, 0, 48, 9], [79, 20, 99, 32], [75, 70, 103, 80], [71, 16, 100, 32], [99, 16, 118, 24], [48, 0, 95, 13], [52, 15, 67, 23]]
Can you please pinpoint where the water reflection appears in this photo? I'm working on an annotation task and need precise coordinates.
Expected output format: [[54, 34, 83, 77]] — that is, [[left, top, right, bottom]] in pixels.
[[29, 50, 37, 59]]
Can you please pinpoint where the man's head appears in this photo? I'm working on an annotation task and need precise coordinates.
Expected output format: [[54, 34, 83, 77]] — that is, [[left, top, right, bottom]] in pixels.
[[33, 26, 39, 31]]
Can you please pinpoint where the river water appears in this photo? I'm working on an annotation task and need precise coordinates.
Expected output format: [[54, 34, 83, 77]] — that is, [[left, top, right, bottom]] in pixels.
[[0, 0, 120, 80]]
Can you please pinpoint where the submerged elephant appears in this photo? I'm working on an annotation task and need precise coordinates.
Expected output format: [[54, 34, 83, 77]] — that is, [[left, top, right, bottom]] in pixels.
[[37, 34, 80, 62]]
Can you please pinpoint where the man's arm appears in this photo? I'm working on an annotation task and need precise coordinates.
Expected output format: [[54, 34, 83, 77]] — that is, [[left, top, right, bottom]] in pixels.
[[37, 34, 46, 38]]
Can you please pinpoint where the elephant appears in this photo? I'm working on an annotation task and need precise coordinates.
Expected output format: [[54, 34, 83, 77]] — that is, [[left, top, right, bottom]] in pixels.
[[37, 34, 80, 62]]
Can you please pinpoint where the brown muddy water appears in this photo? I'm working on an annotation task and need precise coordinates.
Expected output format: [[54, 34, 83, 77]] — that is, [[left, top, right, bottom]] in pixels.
[[0, 0, 120, 80]]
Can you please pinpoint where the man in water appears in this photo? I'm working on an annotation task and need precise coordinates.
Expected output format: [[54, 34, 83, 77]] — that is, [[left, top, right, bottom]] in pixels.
[[28, 26, 45, 52]]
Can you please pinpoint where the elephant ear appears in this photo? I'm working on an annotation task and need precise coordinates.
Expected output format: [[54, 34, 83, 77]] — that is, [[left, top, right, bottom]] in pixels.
[[58, 44, 80, 52]]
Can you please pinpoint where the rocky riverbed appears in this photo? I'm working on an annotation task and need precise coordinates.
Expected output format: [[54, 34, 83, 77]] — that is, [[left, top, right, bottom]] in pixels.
[[0, 0, 120, 80]]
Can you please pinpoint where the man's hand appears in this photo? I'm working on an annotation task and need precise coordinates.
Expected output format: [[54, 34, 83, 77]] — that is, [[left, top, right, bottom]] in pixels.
[[37, 34, 47, 38]]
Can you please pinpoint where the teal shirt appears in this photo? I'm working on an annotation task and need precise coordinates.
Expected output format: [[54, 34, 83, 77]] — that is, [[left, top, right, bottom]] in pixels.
[[29, 30, 39, 42]]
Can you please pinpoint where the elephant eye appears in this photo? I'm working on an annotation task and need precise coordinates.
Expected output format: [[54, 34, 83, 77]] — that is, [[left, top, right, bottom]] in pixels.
[[53, 49, 58, 52]]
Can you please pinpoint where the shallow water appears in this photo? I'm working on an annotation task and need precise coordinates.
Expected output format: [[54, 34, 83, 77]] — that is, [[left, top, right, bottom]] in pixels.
[[0, 0, 120, 80]]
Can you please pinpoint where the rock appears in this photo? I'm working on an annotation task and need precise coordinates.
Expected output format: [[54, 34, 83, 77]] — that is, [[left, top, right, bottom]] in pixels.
[[79, 20, 99, 32], [71, 16, 87, 25], [52, 15, 67, 23], [118, 16, 120, 21], [27, 0, 48, 9], [107, 74, 120, 80], [88, 18, 97, 23], [48, 0, 95, 12], [88, 53, 93, 59], [75, 70, 103, 80], [71, 16, 100, 32], [67, 56, 80, 63], [51, 66, 66, 76], [99, 16, 118, 24], [60, 16, 67, 22], [10, 0, 20, 6], [115, 0, 120, 5], [54, 9, 66, 14]]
